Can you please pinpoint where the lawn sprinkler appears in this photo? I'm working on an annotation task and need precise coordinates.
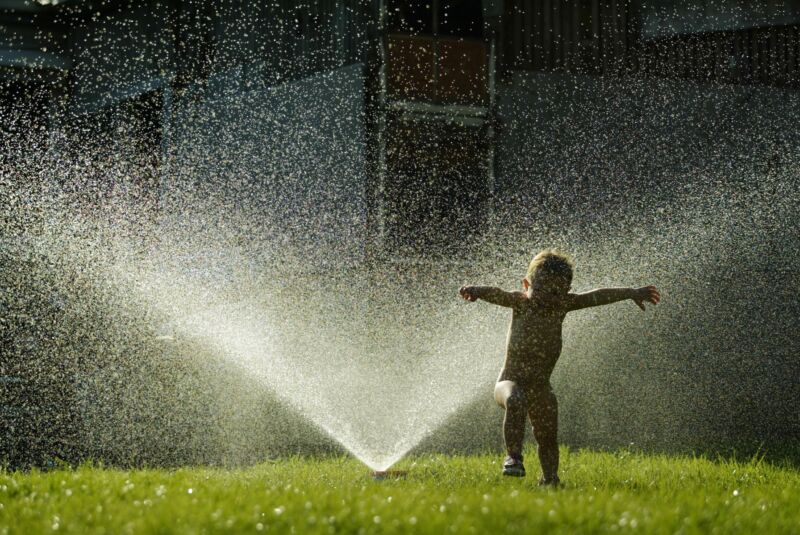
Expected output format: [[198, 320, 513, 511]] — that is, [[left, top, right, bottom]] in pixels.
[[371, 470, 408, 480]]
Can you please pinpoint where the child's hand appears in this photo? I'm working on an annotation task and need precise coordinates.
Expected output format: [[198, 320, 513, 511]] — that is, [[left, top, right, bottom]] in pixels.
[[632, 285, 660, 310], [460, 285, 478, 302]]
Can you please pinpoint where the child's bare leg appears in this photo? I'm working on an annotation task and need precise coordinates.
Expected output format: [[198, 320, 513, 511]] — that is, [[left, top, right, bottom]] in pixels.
[[494, 380, 527, 458], [529, 384, 559, 483]]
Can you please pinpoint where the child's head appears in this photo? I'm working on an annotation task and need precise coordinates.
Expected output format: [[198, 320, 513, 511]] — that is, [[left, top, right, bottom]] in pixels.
[[525, 249, 574, 294]]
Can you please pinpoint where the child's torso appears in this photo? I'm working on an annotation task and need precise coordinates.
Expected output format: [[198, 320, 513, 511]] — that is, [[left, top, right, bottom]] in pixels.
[[499, 298, 566, 385]]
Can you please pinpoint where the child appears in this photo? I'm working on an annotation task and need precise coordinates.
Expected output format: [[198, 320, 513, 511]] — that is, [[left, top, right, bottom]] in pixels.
[[459, 249, 660, 485]]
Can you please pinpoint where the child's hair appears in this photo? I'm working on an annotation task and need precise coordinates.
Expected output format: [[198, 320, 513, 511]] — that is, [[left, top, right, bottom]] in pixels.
[[527, 249, 574, 286]]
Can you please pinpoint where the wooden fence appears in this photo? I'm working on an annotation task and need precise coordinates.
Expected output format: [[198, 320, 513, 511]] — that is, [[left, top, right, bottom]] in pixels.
[[501, 0, 799, 89]]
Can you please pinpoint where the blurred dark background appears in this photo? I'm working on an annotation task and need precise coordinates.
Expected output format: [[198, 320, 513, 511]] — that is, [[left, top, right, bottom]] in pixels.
[[2, 0, 798, 468]]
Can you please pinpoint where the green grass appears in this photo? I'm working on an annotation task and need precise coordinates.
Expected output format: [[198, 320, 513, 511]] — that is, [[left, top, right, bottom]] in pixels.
[[1, 448, 798, 534]]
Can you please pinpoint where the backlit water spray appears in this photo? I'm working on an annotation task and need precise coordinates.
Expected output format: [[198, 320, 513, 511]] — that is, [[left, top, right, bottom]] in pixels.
[[15, 202, 507, 471], [9, 155, 797, 470], [4, 41, 799, 468]]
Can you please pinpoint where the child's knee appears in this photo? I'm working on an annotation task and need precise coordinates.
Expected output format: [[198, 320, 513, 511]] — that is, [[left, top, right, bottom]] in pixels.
[[495, 381, 527, 410]]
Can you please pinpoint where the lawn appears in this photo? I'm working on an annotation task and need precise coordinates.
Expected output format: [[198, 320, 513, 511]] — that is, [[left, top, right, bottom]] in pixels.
[[1, 448, 798, 534]]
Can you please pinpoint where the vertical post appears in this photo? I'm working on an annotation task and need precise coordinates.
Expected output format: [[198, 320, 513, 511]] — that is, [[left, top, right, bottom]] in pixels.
[[365, 0, 389, 257], [486, 37, 497, 232], [433, 0, 440, 103], [159, 82, 173, 219]]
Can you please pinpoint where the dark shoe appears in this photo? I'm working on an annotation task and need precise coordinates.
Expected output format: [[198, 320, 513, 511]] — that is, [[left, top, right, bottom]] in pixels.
[[538, 475, 561, 487], [502, 455, 526, 477]]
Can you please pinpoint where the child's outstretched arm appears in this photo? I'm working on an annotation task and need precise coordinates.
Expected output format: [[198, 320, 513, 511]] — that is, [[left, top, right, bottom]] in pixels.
[[459, 286, 525, 308], [567, 285, 660, 311]]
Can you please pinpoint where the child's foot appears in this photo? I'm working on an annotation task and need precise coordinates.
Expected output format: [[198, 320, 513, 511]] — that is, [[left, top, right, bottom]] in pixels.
[[502, 455, 526, 477], [537, 475, 561, 487]]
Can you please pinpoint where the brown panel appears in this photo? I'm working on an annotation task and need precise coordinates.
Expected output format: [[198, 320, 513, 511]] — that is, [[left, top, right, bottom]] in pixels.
[[438, 38, 489, 105], [387, 34, 436, 101]]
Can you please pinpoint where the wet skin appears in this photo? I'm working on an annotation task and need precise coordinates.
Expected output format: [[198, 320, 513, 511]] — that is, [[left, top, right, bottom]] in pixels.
[[460, 273, 660, 482]]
